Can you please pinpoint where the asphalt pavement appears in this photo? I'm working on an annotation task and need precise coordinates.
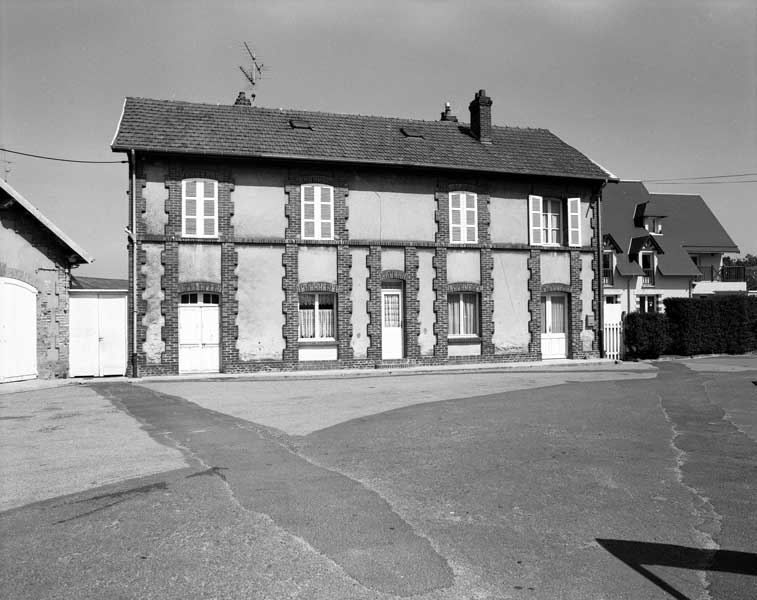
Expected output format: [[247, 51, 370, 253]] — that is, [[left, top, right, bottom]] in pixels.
[[1, 358, 755, 599]]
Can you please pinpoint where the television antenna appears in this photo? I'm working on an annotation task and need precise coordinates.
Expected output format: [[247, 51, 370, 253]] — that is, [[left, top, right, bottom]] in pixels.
[[239, 42, 266, 102]]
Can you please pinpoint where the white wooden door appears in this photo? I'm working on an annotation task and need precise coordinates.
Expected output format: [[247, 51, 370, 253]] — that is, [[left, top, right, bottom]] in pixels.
[[98, 295, 127, 375], [541, 293, 567, 359], [69, 294, 100, 376], [381, 288, 403, 360], [179, 302, 219, 373], [0, 278, 37, 382]]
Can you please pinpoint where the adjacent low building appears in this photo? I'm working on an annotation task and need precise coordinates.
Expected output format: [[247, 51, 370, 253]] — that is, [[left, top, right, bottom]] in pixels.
[[111, 89, 615, 375], [0, 179, 92, 381]]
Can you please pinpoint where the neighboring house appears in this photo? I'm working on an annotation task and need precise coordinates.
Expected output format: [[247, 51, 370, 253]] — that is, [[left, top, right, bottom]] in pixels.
[[69, 276, 128, 377], [111, 89, 615, 376], [0, 179, 92, 381], [602, 181, 744, 318]]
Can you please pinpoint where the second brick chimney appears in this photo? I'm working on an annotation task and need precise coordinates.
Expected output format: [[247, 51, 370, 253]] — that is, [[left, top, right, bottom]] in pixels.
[[469, 89, 492, 143]]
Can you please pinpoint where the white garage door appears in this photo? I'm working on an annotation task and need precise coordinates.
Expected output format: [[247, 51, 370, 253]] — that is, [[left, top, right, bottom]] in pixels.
[[69, 293, 127, 377], [0, 277, 38, 383]]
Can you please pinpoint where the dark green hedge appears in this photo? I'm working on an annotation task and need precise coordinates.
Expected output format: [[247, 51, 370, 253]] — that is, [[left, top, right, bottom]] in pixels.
[[624, 312, 670, 359], [663, 295, 757, 355]]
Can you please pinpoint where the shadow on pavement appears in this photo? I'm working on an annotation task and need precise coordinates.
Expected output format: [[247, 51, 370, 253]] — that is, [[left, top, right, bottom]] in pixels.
[[597, 538, 757, 600]]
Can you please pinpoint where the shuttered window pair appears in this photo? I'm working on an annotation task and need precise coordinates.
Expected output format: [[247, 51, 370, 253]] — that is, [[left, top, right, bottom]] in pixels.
[[528, 195, 581, 247], [301, 184, 334, 240], [449, 192, 477, 243], [182, 179, 218, 238]]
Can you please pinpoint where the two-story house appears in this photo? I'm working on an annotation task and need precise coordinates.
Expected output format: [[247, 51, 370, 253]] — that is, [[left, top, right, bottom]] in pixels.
[[602, 181, 743, 319], [111, 89, 614, 376]]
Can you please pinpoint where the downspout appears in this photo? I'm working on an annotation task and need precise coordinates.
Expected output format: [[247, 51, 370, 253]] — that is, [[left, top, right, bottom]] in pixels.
[[130, 149, 138, 378], [597, 180, 606, 358]]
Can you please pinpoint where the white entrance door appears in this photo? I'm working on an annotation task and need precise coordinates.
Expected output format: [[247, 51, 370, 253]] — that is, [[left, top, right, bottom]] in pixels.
[[381, 287, 403, 359], [69, 293, 127, 377], [0, 278, 37, 382], [179, 293, 219, 373], [541, 293, 568, 359]]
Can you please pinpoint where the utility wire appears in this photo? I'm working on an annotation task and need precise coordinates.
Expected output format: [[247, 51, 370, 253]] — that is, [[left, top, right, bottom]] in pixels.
[[0, 147, 127, 164], [644, 172, 757, 182], [647, 180, 757, 185]]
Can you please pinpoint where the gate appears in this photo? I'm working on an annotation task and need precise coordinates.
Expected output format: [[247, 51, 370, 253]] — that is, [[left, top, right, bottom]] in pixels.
[[604, 321, 624, 361]]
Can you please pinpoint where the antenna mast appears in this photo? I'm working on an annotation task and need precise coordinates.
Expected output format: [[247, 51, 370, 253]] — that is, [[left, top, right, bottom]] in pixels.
[[239, 42, 265, 102]]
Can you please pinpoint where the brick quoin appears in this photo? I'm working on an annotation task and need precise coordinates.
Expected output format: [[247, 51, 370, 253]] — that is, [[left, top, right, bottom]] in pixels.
[[527, 249, 542, 356], [404, 247, 421, 359], [366, 246, 382, 361]]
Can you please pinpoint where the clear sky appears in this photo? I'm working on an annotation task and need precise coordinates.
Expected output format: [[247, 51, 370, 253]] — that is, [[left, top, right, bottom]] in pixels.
[[1, 0, 755, 277]]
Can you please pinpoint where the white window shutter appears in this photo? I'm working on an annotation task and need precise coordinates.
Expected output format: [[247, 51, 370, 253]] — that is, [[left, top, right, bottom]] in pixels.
[[567, 197, 581, 247], [320, 186, 334, 239], [529, 195, 543, 245]]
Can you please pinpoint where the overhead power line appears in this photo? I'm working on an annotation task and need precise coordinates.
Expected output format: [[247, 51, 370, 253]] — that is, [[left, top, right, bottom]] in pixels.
[[644, 172, 757, 183], [0, 147, 127, 164], [648, 180, 757, 185]]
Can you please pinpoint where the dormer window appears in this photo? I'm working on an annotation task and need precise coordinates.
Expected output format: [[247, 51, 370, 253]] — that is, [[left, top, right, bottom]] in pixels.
[[602, 251, 615, 286], [644, 217, 663, 234], [640, 251, 655, 286]]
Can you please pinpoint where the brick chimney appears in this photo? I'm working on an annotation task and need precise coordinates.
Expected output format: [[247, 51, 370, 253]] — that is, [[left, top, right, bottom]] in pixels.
[[440, 102, 458, 122], [234, 91, 251, 106], [468, 89, 492, 143]]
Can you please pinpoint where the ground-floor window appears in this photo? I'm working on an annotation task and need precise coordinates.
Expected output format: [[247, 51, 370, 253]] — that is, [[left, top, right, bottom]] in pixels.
[[299, 293, 335, 339], [638, 295, 658, 314], [448, 292, 479, 337]]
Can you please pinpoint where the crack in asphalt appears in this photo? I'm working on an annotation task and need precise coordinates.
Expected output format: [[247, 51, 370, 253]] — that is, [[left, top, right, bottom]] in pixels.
[[89, 382, 454, 597]]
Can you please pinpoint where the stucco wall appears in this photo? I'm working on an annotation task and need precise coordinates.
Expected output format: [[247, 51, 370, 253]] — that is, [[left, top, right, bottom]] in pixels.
[[417, 249, 436, 355], [347, 172, 436, 241], [178, 244, 221, 284], [489, 196, 528, 244], [449, 342, 481, 357], [448, 250, 480, 283], [299, 246, 337, 283], [231, 168, 287, 238], [236, 246, 285, 360], [381, 248, 405, 272], [541, 252, 570, 285], [580, 200, 592, 246], [350, 248, 370, 358], [141, 243, 165, 363], [491, 251, 530, 353], [142, 163, 168, 235]]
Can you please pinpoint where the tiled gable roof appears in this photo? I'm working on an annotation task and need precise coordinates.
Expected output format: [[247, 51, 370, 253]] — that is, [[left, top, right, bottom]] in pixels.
[[111, 97, 612, 181]]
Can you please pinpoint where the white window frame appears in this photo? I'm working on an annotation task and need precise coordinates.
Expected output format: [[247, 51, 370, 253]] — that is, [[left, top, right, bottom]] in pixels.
[[602, 251, 615, 285], [447, 292, 480, 337], [449, 192, 478, 244], [640, 251, 655, 286], [528, 195, 582, 247], [298, 292, 336, 341], [182, 179, 218, 238], [301, 184, 334, 240]]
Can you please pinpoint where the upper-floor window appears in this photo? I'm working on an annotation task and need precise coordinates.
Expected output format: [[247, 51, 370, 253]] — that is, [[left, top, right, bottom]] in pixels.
[[301, 184, 334, 240], [182, 179, 218, 238], [640, 251, 655, 286], [449, 192, 477, 243], [602, 251, 615, 286], [528, 195, 581, 247]]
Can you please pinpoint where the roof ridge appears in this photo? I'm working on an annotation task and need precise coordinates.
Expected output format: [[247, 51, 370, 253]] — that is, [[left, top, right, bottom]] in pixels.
[[124, 96, 549, 132]]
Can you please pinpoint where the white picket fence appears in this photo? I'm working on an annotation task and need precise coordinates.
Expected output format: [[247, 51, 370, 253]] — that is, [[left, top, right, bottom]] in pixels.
[[604, 321, 624, 361]]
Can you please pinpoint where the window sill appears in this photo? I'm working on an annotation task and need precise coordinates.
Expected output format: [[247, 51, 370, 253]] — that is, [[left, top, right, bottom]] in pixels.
[[448, 336, 481, 345], [298, 339, 337, 347]]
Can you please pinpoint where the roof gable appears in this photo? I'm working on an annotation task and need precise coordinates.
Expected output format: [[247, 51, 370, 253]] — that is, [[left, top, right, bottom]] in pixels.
[[0, 179, 92, 265], [111, 97, 613, 181]]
